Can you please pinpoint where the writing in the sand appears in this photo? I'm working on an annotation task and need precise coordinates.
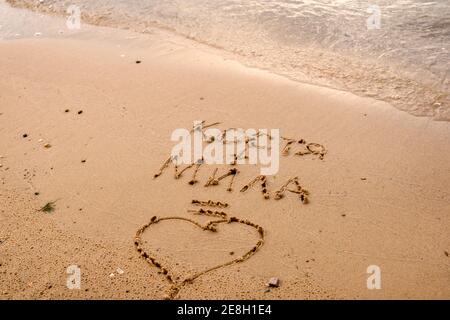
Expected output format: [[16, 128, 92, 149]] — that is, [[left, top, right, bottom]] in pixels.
[[154, 121, 327, 204]]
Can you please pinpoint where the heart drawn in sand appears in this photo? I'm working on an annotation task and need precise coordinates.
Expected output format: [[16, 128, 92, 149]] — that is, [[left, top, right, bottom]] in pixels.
[[134, 212, 265, 299]]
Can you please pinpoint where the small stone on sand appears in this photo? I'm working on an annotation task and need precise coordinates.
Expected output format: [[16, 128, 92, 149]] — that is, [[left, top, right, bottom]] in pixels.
[[267, 277, 280, 288], [78, 110, 83, 114], [22, 133, 28, 138], [44, 143, 51, 148]]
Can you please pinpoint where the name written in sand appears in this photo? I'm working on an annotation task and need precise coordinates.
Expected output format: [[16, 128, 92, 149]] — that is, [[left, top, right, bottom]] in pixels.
[[136, 121, 327, 299], [153, 121, 327, 204]]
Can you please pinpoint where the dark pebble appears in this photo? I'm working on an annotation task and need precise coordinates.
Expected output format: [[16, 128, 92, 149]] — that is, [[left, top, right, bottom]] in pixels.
[[78, 110, 83, 115], [22, 134, 28, 138]]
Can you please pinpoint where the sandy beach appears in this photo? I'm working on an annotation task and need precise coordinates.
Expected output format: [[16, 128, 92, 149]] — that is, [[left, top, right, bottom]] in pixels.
[[0, 2, 449, 300]]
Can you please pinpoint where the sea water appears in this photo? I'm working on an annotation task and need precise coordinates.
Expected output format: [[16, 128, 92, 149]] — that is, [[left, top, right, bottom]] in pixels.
[[4, 0, 450, 120]]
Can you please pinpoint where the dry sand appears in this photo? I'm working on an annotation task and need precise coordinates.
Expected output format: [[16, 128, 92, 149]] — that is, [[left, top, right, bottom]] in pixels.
[[0, 3, 449, 300]]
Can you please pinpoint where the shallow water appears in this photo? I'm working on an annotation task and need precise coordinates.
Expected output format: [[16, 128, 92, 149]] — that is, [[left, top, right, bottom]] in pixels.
[[4, 0, 450, 120]]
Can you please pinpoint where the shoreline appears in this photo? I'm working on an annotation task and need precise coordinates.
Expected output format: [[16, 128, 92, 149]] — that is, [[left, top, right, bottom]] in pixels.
[[4, 0, 450, 122], [1, 3, 449, 300]]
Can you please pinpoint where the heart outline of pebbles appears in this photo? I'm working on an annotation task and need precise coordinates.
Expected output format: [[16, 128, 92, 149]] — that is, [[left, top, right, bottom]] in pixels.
[[134, 213, 264, 299]]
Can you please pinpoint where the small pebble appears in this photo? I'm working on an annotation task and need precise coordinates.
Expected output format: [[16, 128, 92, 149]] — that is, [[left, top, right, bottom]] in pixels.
[[0, 164, 2, 168], [267, 277, 280, 288], [81, 159, 86, 163], [22, 133, 28, 138], [65, 109, 70, 113], [116, 268, 124, 275], [78, 110, 83, 114], [136, 60, 142, 64], [361, 177, 367, 181], [38, 139, 44, 142], [44, 143, 51, 148], [34, 192, 40, 196]]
